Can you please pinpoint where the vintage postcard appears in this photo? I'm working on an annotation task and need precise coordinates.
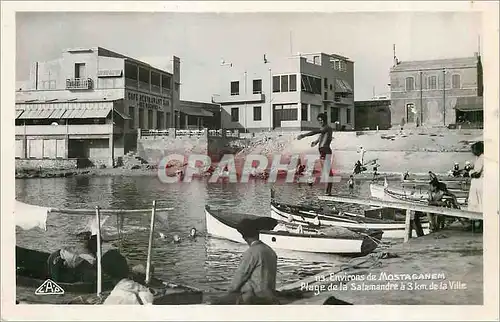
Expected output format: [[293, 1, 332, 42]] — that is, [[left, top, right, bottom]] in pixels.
[[1, 1, 498, 321]]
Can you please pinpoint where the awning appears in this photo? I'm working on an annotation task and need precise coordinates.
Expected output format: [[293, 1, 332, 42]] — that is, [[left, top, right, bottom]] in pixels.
[[454, 96, 483, 112], [49, 108, 67, 119], [80, 108, 112, 118], [113, 109, 131, 120], [16, 110, 24, 119], [18, 108, 45, 119], [181, 106, 214, 117], [335, 79, 353, 93]]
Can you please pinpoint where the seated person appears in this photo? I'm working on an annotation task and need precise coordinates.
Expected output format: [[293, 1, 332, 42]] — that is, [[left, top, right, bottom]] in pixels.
[[463, 161, 473, 177], [47, 234, 98, 283], [452, 163, 461, 177], [101, 249, 154, 305], [427, 178, 459, 231]]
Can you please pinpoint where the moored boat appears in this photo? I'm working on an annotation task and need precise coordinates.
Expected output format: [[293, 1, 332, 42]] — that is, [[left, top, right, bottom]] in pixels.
[[270, 200, 430, 239], [370, 179, 468, 205], [15, 200, 204, 305], [205, 205, 382, 256], [15, 246, 204, 304]]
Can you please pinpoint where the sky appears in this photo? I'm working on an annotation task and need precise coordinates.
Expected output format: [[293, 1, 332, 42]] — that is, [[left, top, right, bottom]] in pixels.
[[16, 11, 482, 102]]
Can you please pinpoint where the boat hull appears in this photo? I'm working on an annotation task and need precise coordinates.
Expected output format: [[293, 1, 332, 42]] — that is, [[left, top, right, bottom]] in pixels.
[[370, 183, 467, 205], [16, 246, 204, 304], [205, 207, 380, 255], [270, 202, 429, 240]]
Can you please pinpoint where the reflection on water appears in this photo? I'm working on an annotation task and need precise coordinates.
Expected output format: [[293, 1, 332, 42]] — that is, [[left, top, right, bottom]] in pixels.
[[15, 176, 382, 303]]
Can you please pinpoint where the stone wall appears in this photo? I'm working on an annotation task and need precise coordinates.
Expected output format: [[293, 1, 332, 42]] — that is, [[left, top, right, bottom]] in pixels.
[[16, 158, 78, 170], [137, 134, 247, 165], [236, 128, 483, 174]]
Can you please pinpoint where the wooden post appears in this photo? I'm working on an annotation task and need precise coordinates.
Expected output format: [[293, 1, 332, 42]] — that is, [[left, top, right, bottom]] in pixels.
[[145, 200, 157, 285], [404, 209, 412, 243], [95, 206, 102, 296]]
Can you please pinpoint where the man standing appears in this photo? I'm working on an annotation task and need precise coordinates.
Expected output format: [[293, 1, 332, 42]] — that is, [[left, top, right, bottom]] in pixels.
[[213, 219, 278, 304], [297, 113, 335, 195]]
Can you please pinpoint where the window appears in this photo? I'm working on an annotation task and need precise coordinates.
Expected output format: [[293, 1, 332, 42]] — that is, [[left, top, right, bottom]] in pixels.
[[129, 106, 135, 129], [148, 110, 154, 129], [301, 103, 308, 121], [428, 75, 437, 90], [289, 75, 297, 92], [273, 75, 296, 93], [332, 59, 347, 71], [324, 78, 328, 89], [273, 76, 280, 92], [313, 56, 320, 65], [138, 108, 144, 128], [139, 67, 149, 83], [405, 77, 415, 91], [274, 104, 298, 121], [74, 63, 86, 79], [340, 61, 347, 72], [253, 79, 262, 94], [157, 111, 164, 129], [452, 74, 461, 89], [231, 81, 239, 96], [231, 107, 239, 122], [406, 103, 415, 123], [301, 75, 322, 94], [161, 74, 171, 89], [324, 92, 328, 100], [346, 108, 351, 124], [125, 62, 138, 80], [280, 75, 289, 92], [253, 106, 262, 121], [151, 72, 161, 87]]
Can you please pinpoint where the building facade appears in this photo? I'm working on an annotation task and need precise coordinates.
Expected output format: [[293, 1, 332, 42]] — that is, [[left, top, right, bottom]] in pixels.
[[15, 47, 182, 166], [212, 53, 355, 132], [354, 99, 392, 130], [389, 54, 483, 128]]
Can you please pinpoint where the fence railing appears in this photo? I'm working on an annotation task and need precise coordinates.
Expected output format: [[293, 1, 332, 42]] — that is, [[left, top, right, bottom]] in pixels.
[[138, 128, 241, 138]]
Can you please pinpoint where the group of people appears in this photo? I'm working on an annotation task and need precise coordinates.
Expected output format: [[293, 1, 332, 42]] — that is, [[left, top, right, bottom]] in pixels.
[[449, 161, 474, 178]]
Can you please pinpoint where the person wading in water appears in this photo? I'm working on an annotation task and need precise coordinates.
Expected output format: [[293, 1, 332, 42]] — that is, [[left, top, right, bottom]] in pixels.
[[296, 113, 335, 195]]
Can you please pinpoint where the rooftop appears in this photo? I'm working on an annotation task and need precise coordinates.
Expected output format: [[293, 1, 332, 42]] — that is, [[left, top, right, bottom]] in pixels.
[[64, 46, 176, 74], [391, 56, 479, 72]]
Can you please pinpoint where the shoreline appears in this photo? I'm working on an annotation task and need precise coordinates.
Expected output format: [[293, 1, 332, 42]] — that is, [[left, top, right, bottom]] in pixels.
[[15, 166, 453, 181]]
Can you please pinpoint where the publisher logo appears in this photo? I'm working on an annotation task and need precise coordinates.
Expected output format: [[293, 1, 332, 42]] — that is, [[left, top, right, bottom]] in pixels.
[[35, 279, 65, 295]]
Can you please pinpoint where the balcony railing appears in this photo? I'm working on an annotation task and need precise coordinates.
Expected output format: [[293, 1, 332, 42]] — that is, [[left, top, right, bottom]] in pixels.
[[212, 93, 265, 104], [66, 78, 94, 90], [333, 97, 352, 105]]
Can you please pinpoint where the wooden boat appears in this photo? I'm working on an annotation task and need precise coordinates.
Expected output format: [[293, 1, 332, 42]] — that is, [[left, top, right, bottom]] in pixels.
[[16, 246, 116, 294], [15, 246, 204, 304], [15, 200, 203, 305], [270, 200, 430, 239], [205, 205, 382, 256], [401, 179, 470, 191], [370, 179, 468, 206]]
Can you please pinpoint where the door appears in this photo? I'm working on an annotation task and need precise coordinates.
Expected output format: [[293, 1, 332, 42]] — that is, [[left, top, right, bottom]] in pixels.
[[75, 63, 86, 79], [273, 105, 282, 129]]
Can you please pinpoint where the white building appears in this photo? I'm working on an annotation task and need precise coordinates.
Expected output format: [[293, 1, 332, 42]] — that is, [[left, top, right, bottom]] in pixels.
[[212, 53, 355, 132]]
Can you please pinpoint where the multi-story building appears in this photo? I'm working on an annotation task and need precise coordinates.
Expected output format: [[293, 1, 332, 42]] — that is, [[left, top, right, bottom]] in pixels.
[[212, 53, 355, 132], [15, 47, 182, 166], [389, 53, 483, 128]]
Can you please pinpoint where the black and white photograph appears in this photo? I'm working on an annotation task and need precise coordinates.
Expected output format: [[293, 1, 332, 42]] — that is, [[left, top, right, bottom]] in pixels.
[[1, 1, 498, 321]]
